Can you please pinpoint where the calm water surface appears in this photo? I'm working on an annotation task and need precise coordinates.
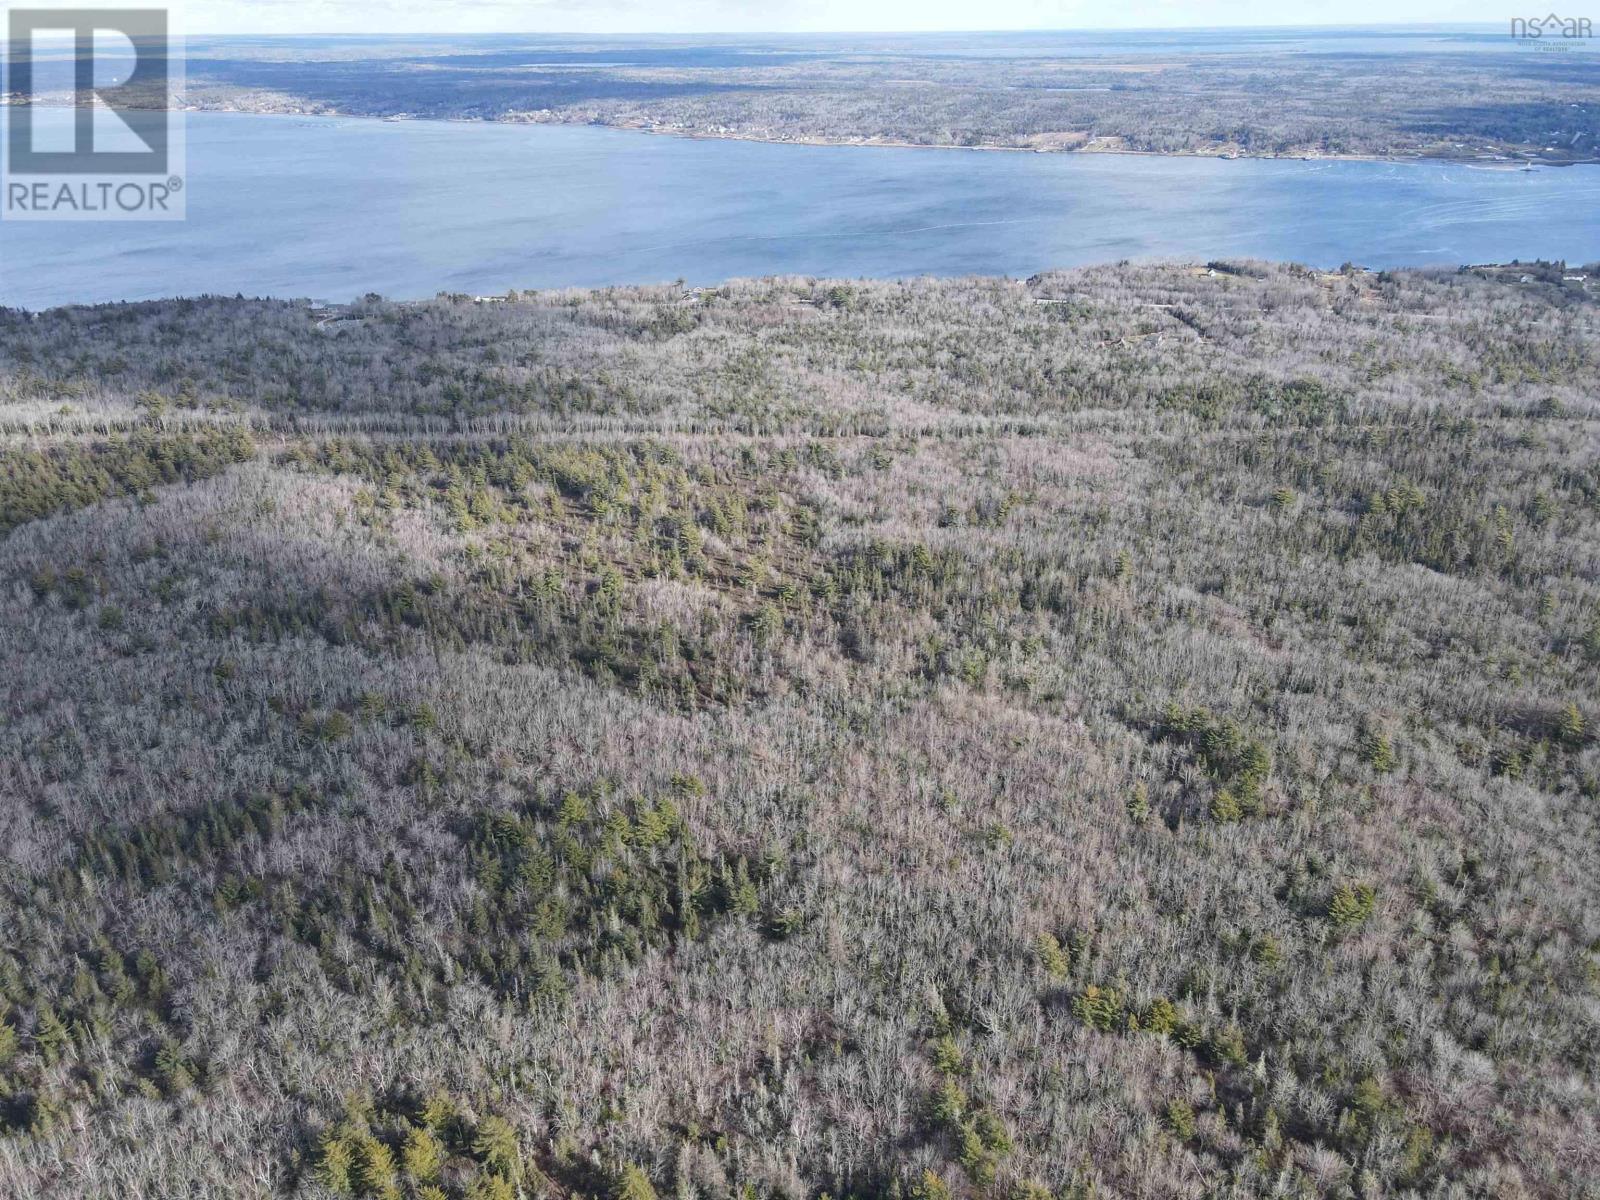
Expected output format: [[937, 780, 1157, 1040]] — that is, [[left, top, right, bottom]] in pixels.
[[3, 111, 1598, 308]]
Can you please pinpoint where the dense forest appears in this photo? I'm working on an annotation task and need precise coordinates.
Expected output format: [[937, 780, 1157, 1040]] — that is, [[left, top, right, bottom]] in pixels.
[[1, 260, 1599, 1199], [161, 31, 1600, 163]]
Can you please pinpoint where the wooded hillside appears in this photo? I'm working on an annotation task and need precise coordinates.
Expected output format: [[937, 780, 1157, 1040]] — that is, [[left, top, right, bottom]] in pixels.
[[1, 261, 1598, 1198]]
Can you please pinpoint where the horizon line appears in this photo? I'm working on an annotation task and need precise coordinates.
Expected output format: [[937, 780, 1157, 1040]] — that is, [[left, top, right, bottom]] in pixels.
[[200, 21, 1503, 34], [158, 20, 1515, 39]]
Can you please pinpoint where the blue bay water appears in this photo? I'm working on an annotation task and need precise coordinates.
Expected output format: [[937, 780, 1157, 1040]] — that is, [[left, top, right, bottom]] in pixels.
[[2, 110, 1599, 308]]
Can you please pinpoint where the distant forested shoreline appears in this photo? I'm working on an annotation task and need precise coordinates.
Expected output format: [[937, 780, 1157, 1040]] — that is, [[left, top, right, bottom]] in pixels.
[[159, 30, 1600, 165]]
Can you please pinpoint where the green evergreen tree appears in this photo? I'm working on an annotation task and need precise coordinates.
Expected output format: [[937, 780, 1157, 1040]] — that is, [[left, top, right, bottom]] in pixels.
[[615, 1164, 659, 1200], [1164, 1098, 1197, 1140], [1361, 729, 1397, 773], [1126, 783, 1150, 825], [33, 1005, 70, 1063], [472, 1115, 521, 1182], [317, 1131, 356, 1196], [1328, 882, 1377, 930], [1558, 702, 1585, 745], [1033, 932, 1071, 980], [402, 1126, 446, 1184], [355, 1132, 400, 1200]]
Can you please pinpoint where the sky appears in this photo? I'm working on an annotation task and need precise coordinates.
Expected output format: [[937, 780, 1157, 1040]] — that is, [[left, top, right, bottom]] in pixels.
[[6, 1, 1517, 37]]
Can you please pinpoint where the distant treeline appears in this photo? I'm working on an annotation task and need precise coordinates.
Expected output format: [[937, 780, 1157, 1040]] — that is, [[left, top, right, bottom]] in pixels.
[[163, 34, 1600, 162]]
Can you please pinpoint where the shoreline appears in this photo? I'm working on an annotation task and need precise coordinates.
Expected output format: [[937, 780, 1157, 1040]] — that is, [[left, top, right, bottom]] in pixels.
[[11, 95, 1591, 167], [7, 258, 1594, 317], [150, 102, 1598, 169]]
